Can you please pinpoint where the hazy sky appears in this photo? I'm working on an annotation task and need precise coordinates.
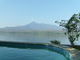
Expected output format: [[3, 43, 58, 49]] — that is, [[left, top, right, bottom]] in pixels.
[[0, 0, 80, 28]]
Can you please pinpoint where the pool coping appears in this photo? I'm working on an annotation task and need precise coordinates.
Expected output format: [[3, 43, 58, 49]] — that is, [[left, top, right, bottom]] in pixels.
[[50, 44, 80, 60], [57, 44, 80, 60], [0, 41, 79, 60]]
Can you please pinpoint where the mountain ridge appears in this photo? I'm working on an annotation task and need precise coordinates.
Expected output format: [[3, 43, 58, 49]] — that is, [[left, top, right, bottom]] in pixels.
[[0, 22, 62, 32]]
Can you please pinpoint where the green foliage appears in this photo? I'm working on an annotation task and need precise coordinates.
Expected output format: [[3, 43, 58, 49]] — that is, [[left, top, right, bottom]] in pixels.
[[50, 40, 61, 44], [55, 13, 80, 47]]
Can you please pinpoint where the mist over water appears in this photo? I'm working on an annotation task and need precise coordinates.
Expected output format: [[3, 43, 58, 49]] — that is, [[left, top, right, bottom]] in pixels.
[[0, 32, 79, 45], [0, 32, 68, 44]]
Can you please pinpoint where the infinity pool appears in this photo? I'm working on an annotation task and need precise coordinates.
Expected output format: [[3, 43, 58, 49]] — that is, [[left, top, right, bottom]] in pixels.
[[0, 41, 71, 60], [0, 47, 67, 60]]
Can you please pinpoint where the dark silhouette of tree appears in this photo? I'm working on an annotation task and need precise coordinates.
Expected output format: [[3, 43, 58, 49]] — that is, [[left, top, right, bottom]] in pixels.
[[55, 13, 80, 47]]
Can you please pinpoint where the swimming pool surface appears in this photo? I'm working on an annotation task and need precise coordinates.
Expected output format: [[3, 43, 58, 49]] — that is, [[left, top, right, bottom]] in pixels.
[[0, 46, 67, 60], [0, 41, 71, 60]]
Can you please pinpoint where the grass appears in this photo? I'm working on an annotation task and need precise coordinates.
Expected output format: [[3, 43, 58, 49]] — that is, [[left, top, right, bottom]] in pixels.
[[73, 47, 80, 50]]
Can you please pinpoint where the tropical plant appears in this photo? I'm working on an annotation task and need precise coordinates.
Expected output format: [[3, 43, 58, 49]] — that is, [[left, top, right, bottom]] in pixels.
[[50, 40, 61, 44], [55, 13, 80, 47]]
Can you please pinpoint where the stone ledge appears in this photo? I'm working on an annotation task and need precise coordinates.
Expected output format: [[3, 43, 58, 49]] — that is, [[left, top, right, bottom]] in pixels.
[[54, 44, 80, 60]]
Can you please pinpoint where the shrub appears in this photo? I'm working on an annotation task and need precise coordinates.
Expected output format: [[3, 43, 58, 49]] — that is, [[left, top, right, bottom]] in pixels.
[[50, 40, 61, 44]]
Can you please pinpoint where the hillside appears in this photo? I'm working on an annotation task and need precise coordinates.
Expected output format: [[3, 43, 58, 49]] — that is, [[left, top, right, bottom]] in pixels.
[[0, 22, 62, 32]]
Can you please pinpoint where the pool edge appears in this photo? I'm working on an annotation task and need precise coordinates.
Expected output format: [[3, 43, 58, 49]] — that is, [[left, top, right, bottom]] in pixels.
[[0, 41, 72, 60]]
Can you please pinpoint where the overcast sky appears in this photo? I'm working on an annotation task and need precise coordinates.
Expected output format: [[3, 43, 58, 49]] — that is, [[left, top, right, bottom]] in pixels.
[[0, 0, 80, 28]]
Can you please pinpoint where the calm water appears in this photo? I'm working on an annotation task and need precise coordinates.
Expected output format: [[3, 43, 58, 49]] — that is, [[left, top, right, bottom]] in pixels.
[[0, 46, 66, 60], [0, 32, 80, 45]]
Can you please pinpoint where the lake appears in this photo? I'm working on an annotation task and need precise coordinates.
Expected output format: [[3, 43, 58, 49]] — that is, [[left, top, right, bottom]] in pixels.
[[0, 31, 80, 45]]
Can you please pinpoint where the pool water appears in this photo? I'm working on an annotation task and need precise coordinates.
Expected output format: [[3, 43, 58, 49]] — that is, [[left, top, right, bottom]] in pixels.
[[0, 46, 67, 60]]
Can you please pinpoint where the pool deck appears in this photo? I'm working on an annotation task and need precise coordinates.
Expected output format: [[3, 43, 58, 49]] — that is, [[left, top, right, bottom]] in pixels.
[[52, 44, 80, 60], [0, 41, 79, 60]]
